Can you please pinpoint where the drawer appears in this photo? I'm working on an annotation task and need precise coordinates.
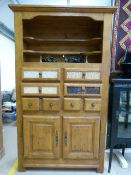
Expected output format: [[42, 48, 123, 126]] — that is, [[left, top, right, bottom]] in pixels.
[[42, 98, 60, 111], [22, 98, 39, 111], [64, 98, 82, 111], [64, 83, 102, 97], [22, 68, 60, 81], [64, 68, 101, 81], [22, 83, 60, 97], [84, 98, 101, 111]]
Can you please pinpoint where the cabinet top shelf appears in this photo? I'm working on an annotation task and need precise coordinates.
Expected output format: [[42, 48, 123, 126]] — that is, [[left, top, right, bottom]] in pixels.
[[9, 4, 116, 13], [23, 37, 102, 44], [23, 50, 102, 56]]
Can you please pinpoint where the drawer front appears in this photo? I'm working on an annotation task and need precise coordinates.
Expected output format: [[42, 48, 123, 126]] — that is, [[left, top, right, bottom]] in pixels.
[[42, 98, 60, 111], [84, 98, 101, 111], [22, 98, 39, 111], [64, 68, 101, 81], [64, 98, 82, 111], [64, 84, 102, 97], [22, 83, 60, 97], [22, 68, 60, 81]]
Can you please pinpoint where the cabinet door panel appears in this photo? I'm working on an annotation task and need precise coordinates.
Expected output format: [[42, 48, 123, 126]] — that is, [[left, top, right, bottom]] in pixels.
[[63, 116, 100, 160], [23, 116, 61, 159]]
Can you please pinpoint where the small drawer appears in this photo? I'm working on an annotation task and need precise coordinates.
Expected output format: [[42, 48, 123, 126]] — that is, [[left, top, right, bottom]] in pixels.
[[42, 98, 60, 111], [84, 98, 101, 111], [64, 83, 102, 97], [64, 98, 82, 111], [22, 68, 60, 81], [22, 98, 39, 111], [64, 68, 101, 81], [22, 83, 60, 97]]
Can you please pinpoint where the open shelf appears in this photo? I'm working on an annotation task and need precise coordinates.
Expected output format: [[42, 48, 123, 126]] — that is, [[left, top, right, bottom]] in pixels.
[[23, 37, 102, 44]]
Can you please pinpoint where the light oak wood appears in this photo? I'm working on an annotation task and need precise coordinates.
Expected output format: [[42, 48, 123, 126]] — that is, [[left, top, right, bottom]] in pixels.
[[22, 98, 39, 111], [42, 98, 60, 111], [9, 4, 116, 172], [23, 115, 61, 159], [84, 98, 101, 111], [64, 98, 82, 111], [63, 116, 100, 160]]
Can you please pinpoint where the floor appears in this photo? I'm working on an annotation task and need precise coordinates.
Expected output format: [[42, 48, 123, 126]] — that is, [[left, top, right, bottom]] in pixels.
[[0, 122, 131, 175]]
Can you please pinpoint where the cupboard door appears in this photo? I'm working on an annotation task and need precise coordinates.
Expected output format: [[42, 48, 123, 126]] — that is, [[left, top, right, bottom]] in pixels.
[[64, 68, 101, 81], [22, 68, 60, 81], [23, 116, 61, 159], [64, 98, 82, 111], [22, 98, 39, 111], [42, 98, 60, 111], [63, 116, 100, 160]]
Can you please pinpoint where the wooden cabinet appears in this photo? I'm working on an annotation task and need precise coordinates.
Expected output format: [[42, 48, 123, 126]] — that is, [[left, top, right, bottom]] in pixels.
[[10, 4, 116, 173]]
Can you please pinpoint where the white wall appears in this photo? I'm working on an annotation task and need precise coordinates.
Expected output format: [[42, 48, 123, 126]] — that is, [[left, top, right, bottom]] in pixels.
[[0, 0, 14, 31], [0, 34, 15, 91]]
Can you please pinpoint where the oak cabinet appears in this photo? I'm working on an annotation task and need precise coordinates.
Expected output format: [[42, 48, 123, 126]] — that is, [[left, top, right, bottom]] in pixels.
[[10, 4, 116, 172]]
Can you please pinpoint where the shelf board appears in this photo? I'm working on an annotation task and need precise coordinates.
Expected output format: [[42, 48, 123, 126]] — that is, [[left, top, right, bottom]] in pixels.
[[23, 50, 102, 56], [23, 37, 102, 44]]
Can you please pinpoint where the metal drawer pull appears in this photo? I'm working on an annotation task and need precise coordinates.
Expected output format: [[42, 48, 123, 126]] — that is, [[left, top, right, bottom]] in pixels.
[[82, 72, 86, 78], [39, 72, 42, 78], [81, 87, 85, 93], [91, 103, 95, 108], [56, 130, 58, 146], [39, 87, 42, 93], [28, 102, 32, 107], [49, 103, 53, 108], [64, 132, 67, 146], [70, 102, 74, 108]]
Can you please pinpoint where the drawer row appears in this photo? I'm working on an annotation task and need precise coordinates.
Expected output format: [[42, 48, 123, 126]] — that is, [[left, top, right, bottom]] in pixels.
[[22, 98, 101, 112], [22, 68, 101, 81], [22, 83, 102, 97]]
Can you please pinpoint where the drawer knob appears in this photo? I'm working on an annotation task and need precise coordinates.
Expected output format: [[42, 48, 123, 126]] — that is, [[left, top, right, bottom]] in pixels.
[[91, 103, 95, 108], [28, 102, 32, 107], [49, 103, 53, 108], [82, 72, 86, 78], [70, 103, 74, 108], [39, 72, 42, 78]]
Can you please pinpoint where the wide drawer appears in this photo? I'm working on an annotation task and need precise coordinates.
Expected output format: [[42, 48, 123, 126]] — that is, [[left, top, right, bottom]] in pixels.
[[42, 98, 60, 111], [22, 83, 60, 97], [64, 83, 102, 97], [22, 68, 60, 81], [22, 98, 39, 111], [64, 98, 82, 111], [84, 98, 101, 111], [64, 68, 101, 81]]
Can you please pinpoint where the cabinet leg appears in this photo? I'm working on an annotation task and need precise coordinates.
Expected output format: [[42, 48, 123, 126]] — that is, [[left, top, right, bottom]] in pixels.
[[97, 167, 104, 173], [122, 145, 125, 157], [18, 162, 25, 172], [108, 146, 113, 173]]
